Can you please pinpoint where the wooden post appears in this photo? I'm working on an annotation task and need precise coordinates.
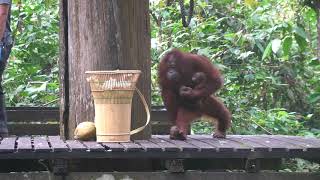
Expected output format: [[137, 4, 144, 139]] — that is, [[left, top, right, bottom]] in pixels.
[[59, 0, 151, 140], [59, 0, 69, 139]]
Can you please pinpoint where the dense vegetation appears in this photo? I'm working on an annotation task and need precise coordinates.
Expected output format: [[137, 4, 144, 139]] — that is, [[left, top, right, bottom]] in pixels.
[[150, 0, 320, 137], [4, 0, 320, 139], [4, 0, 59, 107]]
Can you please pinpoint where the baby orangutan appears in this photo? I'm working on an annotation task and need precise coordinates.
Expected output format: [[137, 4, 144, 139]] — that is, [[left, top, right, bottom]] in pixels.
[[159, 49, 231, 140]]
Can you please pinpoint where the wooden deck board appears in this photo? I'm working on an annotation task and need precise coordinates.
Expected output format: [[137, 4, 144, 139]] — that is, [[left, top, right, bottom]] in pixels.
[[66, 140, 88, 152], [227, 136, 269, 152], [0, 135, 319, 160], [102, 143, 125, 152], [185, 138, 217, 152], [48, 136, 69, 152], [0, 137, 17, 153], [190, 135, 251, 152], [120, 142, 144, 152], [154, 135, 199, 152], [82, 142, 106, 152], [275, 135, 320, 151], [33, 136, 51, 152], [233, 135, 302, 152], [149, 136, 180, 152], [17, 136, 33, 152], [134, 140, 163, 152]]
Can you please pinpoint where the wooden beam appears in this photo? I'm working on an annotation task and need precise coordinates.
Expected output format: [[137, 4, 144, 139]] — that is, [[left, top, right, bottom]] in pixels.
[[5, 106, 171, 135], [58, 0, 69, 140], [0, 172, 319, 180]]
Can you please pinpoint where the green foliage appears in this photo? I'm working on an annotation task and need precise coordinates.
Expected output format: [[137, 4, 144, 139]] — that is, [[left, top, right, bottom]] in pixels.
[[281, 159, 320, 172], [150, 0, 320, 137], [2, 0, 317, 172], [191, 121, 213, 135], [4, 0, 59, 106], [3, 0, 320, 138]]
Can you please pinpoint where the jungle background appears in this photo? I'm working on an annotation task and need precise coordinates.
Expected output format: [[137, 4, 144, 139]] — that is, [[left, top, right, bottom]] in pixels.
[[4, 0, 320, 171]]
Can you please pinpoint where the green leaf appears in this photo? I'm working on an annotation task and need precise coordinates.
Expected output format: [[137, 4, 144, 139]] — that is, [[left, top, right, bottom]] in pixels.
[[293, 26, 307, 39], [271, 39, 281, 53], [309, 59, 320, 66], [294, 34, 307, 51], [239, 51, 254, 59], [282, 36, 292, 57], [254, 39, 264, 54], [262, 41, 272, 60], [293, 26, 308, 51], [309, 93, 320, 103]]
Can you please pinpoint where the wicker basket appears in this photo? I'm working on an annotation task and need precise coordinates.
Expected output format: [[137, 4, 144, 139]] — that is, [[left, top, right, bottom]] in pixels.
[[86, 70, 150, 142]]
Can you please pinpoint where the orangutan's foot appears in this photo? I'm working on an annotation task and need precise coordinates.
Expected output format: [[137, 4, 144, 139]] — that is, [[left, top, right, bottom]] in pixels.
[[212, 130, 226, 138], [170, 126, 187, 140]]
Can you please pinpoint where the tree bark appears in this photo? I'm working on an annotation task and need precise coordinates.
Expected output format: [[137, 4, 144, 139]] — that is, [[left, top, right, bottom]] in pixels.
[[59, 0, 151, 140], [59, 0, 69, 140]]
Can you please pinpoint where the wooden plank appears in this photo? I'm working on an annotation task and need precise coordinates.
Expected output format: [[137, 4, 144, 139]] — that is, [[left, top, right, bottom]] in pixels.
[[228, 136, 269, 152], [120, 142, 144, 152], [185, 138, 217, 152], [7, 107, 59, 122], [6, 107, 173, 135], [66, 171, 320, 180], [149, 136, 180, 152], [151, 107, 172, 135], [8, 124, 59, 136], [266, 135, 320, 152], [66, 140, 88, 152], [102, 143, 125, 152], [48, 136, 69, 152], [190, 135, 251, 152], [16, 136, 33, 152], [154, 135, 199, 152], [33, 136, 51, 152], [278, 136, 320, 151], [58, 0, 69, 140], [0, 171, 319, 180], [0, 137, 17, 153], [239, 135, 303, 152], [134, 140, 163, 152], [82, 141, 106, 152], [279, 135, 320, 146]]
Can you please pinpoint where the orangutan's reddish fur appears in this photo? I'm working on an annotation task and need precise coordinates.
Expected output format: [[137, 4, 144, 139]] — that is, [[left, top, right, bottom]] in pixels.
[[158, 49, 231, 140]]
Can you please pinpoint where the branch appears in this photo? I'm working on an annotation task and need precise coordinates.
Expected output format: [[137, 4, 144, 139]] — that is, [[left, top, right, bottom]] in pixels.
[[149, 10, 161, 27]]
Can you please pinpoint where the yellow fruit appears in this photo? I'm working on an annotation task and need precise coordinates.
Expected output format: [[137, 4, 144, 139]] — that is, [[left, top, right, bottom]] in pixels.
[[74, 121, 96, 141]]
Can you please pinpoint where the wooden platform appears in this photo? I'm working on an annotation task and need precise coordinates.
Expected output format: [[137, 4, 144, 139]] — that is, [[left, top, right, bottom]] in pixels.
[[0, 135, 319, 160]]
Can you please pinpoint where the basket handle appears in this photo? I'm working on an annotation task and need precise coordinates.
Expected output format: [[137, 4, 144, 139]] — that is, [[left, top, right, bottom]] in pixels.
[[130, 87, 150, 135]]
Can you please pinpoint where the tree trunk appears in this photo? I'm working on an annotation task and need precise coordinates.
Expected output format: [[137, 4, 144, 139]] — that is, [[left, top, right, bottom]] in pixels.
[[59, 0, 151, 140], [59, 0, 69, 139]]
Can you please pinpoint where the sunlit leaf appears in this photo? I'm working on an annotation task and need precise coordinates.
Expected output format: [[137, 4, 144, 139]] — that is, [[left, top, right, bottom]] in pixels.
[[262, 41, 272, 60], [282, 36, 292, 57], [244, 0, 258, 7], [239, 51, 254, 59], [271, 39, 281, 53]]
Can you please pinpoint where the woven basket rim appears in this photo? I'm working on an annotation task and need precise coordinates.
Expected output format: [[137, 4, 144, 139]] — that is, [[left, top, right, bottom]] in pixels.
[[85, 70, 141, 74]]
